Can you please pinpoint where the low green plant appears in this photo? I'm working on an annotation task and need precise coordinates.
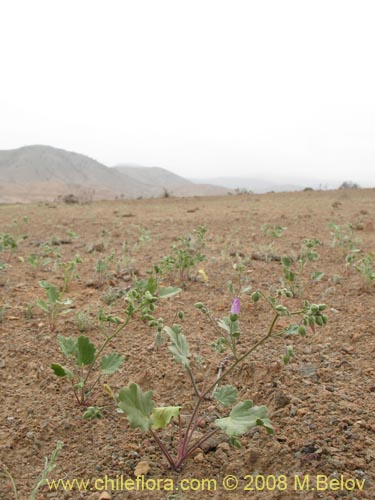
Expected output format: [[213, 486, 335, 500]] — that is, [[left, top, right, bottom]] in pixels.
[[227, 253, 252, 298], [328, 223, 361, 265], [95, 252, 115, 287], [52, 274, 181, 413], [36, 280, 72, 332], [51, 335, 125, 409], [0, 233, 18, 262], [354, 253, 375, 286], [116, 291, 327, 470], [260, 223, 286, 239], [157, 226, 207, 284], [75, 308, 93, 332], [281, 238, 323, 296], [57, 254, 82, 293], [0, 441, 63, 500]]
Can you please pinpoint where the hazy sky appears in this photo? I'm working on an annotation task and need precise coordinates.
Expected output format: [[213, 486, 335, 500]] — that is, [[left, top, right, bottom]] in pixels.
[[1, 0, 375, 184]]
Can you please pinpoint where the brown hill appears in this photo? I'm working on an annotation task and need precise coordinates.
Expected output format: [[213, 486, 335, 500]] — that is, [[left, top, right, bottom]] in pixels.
[[0, 145, 230, 203]]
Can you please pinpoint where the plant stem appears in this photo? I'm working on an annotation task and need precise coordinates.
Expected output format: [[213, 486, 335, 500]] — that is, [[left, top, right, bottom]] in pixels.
[[149, 428, 176, 470], [203, 312, 280, 399], [186, 366, 200, 397], [82, 316, 131, 390], [184, 428, 219, 462], [1, 464, 18, 500]]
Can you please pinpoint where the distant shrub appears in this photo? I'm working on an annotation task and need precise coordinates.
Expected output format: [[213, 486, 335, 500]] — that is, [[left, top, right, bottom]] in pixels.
[[61, 194, 80, 204], [304, 187, 314, 191], [339, 181, 360, 190]]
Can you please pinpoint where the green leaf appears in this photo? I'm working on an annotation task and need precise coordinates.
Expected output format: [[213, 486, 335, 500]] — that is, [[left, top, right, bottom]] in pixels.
[[47, 285, 60, 303], [284, 269, 295, 282], [37, 299, 49, 312], [164, 325, 191, 367], [283, 345, 294, 365], [214, 385, 238, 407], [217, 317, 231, 333], [145, 276, 158, 295], [311, 271, 324, 281], [159, 286, 182, 298], [58, 336, 78, 357], [215, 401, 274, 437], [281, 257, 292, 268], [229, 436, 242, 448], [83, 406, 102, 419], [51, 363, 73, 380], [118, 383, 154, 432], [151, 406, 181, 430], [100, 353, 125, 375], [76, 336, 96, 366]]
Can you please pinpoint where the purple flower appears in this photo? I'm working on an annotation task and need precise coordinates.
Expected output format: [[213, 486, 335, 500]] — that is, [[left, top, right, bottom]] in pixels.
[[231, 298, 240, 315]]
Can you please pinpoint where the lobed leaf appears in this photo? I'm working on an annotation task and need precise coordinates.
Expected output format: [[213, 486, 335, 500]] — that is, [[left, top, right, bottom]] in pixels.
[[215, 400, 274, 437], [76, 336, 96, 366], [100, 352, 125, 375], [151, 406, 181, 429], [118, 383, 154, 432], [159, 286, 182, 298], [214, 385, 238, 407], [58, 336, 78, 357], [164, 325, 191, 367], [51, 363, 73, 380]]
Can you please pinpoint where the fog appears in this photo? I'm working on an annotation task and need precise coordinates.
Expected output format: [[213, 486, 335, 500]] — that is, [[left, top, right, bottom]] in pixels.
[[1, 0, 375, 185]]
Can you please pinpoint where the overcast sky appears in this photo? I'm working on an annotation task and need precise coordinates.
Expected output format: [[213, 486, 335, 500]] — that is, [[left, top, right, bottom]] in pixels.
[[1, 0, 375, 185]]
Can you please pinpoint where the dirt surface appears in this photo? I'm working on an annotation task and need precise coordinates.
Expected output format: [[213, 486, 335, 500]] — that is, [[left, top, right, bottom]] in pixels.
[[0, 189, 374, 500]]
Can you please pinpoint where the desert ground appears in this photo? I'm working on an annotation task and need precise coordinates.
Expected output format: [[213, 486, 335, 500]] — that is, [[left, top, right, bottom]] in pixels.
[[0, 189, 374, 499]]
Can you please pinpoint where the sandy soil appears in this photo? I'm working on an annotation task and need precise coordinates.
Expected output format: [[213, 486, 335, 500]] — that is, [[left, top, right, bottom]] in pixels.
[[0, 189, 374, 499]]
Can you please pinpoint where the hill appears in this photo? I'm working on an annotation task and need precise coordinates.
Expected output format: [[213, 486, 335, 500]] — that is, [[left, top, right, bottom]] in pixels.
[[0, 145, 229, 203]]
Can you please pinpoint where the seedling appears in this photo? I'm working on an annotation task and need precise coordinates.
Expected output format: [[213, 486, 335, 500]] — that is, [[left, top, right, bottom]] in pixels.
[[0, 233, 18, 262], [0, 441, 63, 500], [36, 280, 73, 332], [117, 292, 327, 470], [95, 252, 115, 287], [354, 253, 375, 287], [281, 238, 323, 296], [328, 223, 361, 265], [57, 254, 82, 293], [157, 226, 207, 284], [260, 223, 286, 239], [51, 334, 125, 409], [52, 274, 181, 412]]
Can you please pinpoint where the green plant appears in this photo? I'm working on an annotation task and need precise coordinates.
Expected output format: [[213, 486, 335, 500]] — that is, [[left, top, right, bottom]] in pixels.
[[52, 274, 181, 413], [0, 441, 63, 500], [328, 223, 361, 265], [51, 335, 125, 409], [24, 302, 35, 320], [260, 223, 286, 238], [116, 291, 327, 470], [75, 308, 93, 332], [281, 238, 323, 296], [157, 226, 207, 284], [95, 252, 115, 287], [354, 253, 375, 286], [57, 254, 82, 293], [0, 233, 18, 262], [36, 281, 72, 332]]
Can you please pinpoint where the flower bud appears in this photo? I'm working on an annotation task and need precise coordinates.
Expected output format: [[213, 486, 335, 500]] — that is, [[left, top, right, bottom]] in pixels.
[[231, 298, 240, 315]]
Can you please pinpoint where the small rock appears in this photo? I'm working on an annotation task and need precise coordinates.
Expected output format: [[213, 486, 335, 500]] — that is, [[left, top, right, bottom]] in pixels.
[[86, 242, 105, 253], [273, 391, 291, 409], [194, 452, 205, 463], [134, 460, 150, 477]]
